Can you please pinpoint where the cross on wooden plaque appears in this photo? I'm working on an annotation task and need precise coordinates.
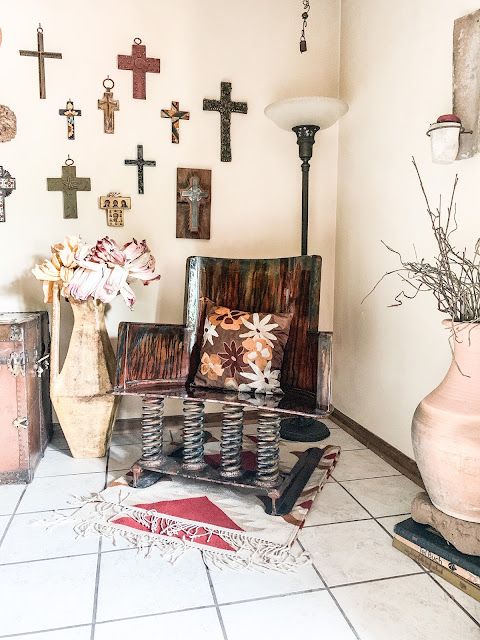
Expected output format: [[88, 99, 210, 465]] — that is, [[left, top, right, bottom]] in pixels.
[[98, 77, 119, 134], [117, 38, 160, 100], [47, 157, 91, 219], [19, 24, 62, 99], [203, 82, 248, 162], [182, 177, 208, 231], [59, 100, 82, 140], [0, 166, 16, 223], [124, 145, 156, 194], [161, 101, 190, 143], [177, 168, 211, 239]]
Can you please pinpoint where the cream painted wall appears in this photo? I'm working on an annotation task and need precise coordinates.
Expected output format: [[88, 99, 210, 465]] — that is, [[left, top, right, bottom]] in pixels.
[[336, 1, 480, 456], [0, 0, 341, 417]]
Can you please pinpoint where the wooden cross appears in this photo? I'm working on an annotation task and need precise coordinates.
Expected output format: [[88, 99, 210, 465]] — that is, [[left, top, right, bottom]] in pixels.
[[98, 77, 119, 134], [182, 177, 208, 231], [0, 167, 16, 223], [117, 38, 160, 100], [203, 82, 248, 162], [47, 157, 91, 219], [19, 24, 62, 99], [59, 100, 82, 140], [161, 101, 190, 143], [124, 145, 156, 194], [99, 192, 131, 227]]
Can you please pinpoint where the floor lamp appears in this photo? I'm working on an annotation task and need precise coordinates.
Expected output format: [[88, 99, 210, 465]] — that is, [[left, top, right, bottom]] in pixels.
[[264, 96, 348, 441]]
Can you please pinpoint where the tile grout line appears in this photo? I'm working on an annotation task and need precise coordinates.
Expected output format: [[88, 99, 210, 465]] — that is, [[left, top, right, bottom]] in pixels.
[[296, 538, 361, 640], [426, 572, 480, 629], [0, 623, 92, 639], [90, 448, 112, 640], [203, 562, 229, 640], [0, 486, 27, 550]]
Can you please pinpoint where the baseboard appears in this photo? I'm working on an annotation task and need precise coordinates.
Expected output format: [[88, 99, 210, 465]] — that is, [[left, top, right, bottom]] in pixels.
[[331, 409, 425, 489]]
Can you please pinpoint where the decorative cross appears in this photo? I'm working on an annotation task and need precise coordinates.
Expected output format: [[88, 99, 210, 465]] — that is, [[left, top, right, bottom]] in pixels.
[[98, 77, 119, 134], [181, 177, 208, 231], [124, 145, 156, 194], [19, 24, 62, 99], [203, 82, 248, 162], [99, 192, 131, 227], [47, 157, 91, 219], [0, 167, 16, 223], [59, 100, 82, 140], [161, 101, 190, 143], [117, 38, 160, 100]]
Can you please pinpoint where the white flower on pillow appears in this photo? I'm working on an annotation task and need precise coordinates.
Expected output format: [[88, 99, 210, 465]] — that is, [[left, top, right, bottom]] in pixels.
[[239, 313, 279, 347], [239, 361, 282, 395], [202, 317, 219, 346]]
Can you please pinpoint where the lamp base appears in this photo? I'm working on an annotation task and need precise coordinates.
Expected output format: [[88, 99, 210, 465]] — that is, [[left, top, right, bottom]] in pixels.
[[280, 417, 330, 442]]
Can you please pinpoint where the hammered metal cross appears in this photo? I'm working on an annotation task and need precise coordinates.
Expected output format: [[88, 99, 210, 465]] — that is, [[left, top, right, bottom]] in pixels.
[[59, 100, 82, 140], [124, 145, 156, 194], [19, 24, 62, 99], [98, 77, 119, 134], [181, 177, 208, 231], [117, 38, 160, 100], [0, 167, 16, 223], [161, 101, 190, 143], [47, 158, 91, 219], [203, 82, 248, 162]]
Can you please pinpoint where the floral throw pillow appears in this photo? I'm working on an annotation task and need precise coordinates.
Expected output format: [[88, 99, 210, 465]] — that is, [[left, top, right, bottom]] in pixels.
[[193, 301, 293, 395]]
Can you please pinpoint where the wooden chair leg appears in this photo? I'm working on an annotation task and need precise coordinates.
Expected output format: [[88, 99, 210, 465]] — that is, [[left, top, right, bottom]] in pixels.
[[254, 410, 281, 488], [182, 400, 207, 471], [220, 404, 244, 478]]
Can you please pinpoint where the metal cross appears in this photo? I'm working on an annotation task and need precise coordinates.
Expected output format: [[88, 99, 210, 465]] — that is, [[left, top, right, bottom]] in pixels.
[[181, 177, 208, 231], [117, 38, 160, 100], [98, 77, 119, 134], [161, 101, 190, 143], [19, 24, 62, 99], [47, 157, 91, 219], [124, 145, 156, 194], [203, 81, 248, 162], [59, 100, 82, 140], [0, 167, 16, 223]]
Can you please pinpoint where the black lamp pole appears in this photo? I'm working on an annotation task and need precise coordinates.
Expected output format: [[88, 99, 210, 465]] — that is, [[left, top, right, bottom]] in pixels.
[[279, 124, 330, 443], [293, 124, 320, 255]]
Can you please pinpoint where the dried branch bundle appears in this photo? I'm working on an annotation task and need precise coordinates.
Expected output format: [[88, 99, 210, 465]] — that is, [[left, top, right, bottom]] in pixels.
[[365, 158, 480, 323]]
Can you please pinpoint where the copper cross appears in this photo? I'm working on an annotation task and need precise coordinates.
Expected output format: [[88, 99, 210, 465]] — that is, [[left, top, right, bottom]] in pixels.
[[0, 167, 16, 223], [98, 77, 119, 134], [117, 38, 160, 100], [161, 101, 190, 143], [47, 158, 91, 219], [19, 24, 62, 99], [124, 145, 156, 194], [59, 100, 82, 140], [181, 177, 208, 231], [203, 82, 248, 162]]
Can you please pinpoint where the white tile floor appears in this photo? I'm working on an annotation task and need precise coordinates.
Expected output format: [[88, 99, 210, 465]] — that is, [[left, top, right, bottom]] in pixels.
[[0, 419, 479, 640]]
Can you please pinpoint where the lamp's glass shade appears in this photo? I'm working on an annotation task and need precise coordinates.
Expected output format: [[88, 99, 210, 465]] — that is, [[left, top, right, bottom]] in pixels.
[[264, 96, 349, 131]]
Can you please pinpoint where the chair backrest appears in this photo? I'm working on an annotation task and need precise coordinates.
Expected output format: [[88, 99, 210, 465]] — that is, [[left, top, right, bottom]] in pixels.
[[184, 255, 322, 395]]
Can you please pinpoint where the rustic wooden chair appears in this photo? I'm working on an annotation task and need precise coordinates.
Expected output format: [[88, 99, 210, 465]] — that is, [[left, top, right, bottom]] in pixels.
[[113, 255, 332, 515]]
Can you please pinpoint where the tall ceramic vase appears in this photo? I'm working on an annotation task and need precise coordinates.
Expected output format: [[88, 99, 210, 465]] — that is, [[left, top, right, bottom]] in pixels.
[[50, 284, 119, 458], [412, 320, 480, 522]]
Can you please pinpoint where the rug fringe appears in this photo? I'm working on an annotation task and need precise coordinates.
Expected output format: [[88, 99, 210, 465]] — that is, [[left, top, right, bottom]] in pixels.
[[42, 496, 311, 573]]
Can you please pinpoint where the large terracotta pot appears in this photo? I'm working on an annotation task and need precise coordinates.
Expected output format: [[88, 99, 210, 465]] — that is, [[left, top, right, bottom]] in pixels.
[[412, 320, 480, 522], [50, 285, 119, 458]]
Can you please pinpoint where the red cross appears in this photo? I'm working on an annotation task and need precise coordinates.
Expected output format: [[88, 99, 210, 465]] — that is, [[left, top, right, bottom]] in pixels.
[[117, 39, 160, 100]]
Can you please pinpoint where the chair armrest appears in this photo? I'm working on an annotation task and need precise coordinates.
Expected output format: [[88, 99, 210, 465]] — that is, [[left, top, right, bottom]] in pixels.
[[115, 322, 191, 390], [316, 331, 333, 413]]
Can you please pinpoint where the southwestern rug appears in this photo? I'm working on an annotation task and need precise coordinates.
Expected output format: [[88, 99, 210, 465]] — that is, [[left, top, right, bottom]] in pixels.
[[55, 427, 340, 572]]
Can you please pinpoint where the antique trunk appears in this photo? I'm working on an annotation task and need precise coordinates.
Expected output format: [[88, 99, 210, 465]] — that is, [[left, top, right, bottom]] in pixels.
[[0, 312, 52, 483]]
